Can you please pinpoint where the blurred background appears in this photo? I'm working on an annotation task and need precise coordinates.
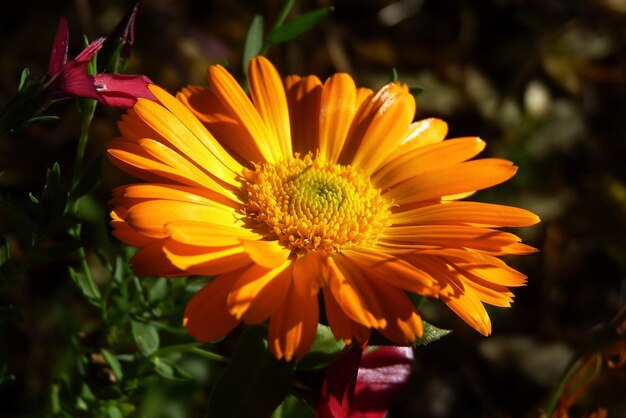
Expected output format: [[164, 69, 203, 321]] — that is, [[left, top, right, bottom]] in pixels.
[[1, 0, 626, 417]]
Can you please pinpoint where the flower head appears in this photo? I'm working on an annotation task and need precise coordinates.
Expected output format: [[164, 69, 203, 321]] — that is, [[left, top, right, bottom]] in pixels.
[[46, 17, 155, 107], [108, 57, 539, 360]]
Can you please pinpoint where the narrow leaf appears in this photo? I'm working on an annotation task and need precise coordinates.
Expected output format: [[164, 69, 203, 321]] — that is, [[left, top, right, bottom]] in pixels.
[[272, 395, 313, 418], [413, 321, 451, 346], [69, 266, 102, 307], [409, 86, 425, 97], [132, 320, 160, 357], [18, 68, 30, 91], [70, 155, 102, 201], [243, 15, 264, 74], [389, 68, 398, 83], [267, 7, 333, 45], [207, 326, 295, 418], [101, 349, 124, 381]]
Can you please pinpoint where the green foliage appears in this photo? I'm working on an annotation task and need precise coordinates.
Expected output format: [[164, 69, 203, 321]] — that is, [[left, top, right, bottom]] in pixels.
[[414, 322, 452, 346], [207, 326, 296, 418]]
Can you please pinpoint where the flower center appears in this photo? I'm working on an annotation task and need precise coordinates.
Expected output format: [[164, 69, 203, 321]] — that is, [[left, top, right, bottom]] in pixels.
[[243, 154, 391, 254]]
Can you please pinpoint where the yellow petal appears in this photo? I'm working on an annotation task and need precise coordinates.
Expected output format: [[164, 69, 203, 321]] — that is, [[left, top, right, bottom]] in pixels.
[[208, 64, 277, 163], [269, 281, 319, 361], [391, 201, 540, 228], [248, 57, 292, 159], [284, 75, 322, 154], [385, 158, 517, 205], [318, 73, 358, 163], [184, 276, 240, 342], [373, 137, 485, 189]]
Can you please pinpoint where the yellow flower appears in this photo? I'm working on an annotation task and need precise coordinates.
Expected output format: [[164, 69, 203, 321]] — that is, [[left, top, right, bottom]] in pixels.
[[107, 57, 539, 361]]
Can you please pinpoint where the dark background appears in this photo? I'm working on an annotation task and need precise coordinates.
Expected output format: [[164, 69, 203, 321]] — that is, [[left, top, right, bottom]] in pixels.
[[1, 0, 626, 416]]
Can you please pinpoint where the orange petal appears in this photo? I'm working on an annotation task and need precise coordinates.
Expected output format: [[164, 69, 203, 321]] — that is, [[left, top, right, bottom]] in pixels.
[[322, 287, 371, 345], [208, 64, 277, 163], [385, 158, 517, 205], [130, 239, 186, 277], [111, 183, 239, 210], [381, 225, 523, 253], [240, 239, 291, 269], [184, 276, 240, 342], [226, 261, 293, 322], [293, 251, 328, 297], [110, 207, 154, 247], [443, 287, 492, 336], [340, 82, 416, 175], [125, 199, 238, 238], [327, 256, 386, 328], [342, 247, 435, 294], [178, 85, 264, 165], [366, 278, 423, 344], [166, 220, 259, 247], [163, 241, 252, 276], [318, 73, 358, 163], [134, 96, 240, 187], [269, 281, 319, 361], [373, 137, 485, 189], [147, 85, 243, 177], [391, 201, 540, 228], [248, 57, 292, 159], [381, 118, 449, 165], [413, 248, 528, 287], [284, 75, 322, 155]]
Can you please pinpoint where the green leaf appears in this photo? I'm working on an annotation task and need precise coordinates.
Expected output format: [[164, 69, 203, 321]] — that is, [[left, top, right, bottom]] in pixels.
[[267, 7, 333, 45], [243, 15, 264, 74], [0, 197, 36, 250], [414, 321, 452, 346], [271, 395, 313, 418], [70, 155, 102, 201], [389, 68, 399, 83], [132, 320, 160, 357], [24, 115, 60, 124], [18, 68, 30, 91], [40, 239, 84, 264], [298, 324, 344, 370], [207, 326, 296, 418], [409, 86, 425, 97], [152, 357, 175, 379], [69, 267, 102, 307], [101, 349, 124, 381]]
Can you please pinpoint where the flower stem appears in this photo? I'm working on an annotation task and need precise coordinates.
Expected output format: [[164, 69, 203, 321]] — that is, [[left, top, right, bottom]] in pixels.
[[70, 98, 98, 303], [543, 355, 579, 417]]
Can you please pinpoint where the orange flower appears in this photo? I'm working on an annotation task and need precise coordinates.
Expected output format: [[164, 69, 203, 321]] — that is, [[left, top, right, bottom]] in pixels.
[[107, 57, 539, 360]]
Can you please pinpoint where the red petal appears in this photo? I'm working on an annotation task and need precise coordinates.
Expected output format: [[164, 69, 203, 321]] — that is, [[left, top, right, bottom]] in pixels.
[[92, 74, 156, 107], [49, 17, 69, 75], [74, 37, 105, 63], [351, 347, 414, 418], [315, 345, 362, 418]]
